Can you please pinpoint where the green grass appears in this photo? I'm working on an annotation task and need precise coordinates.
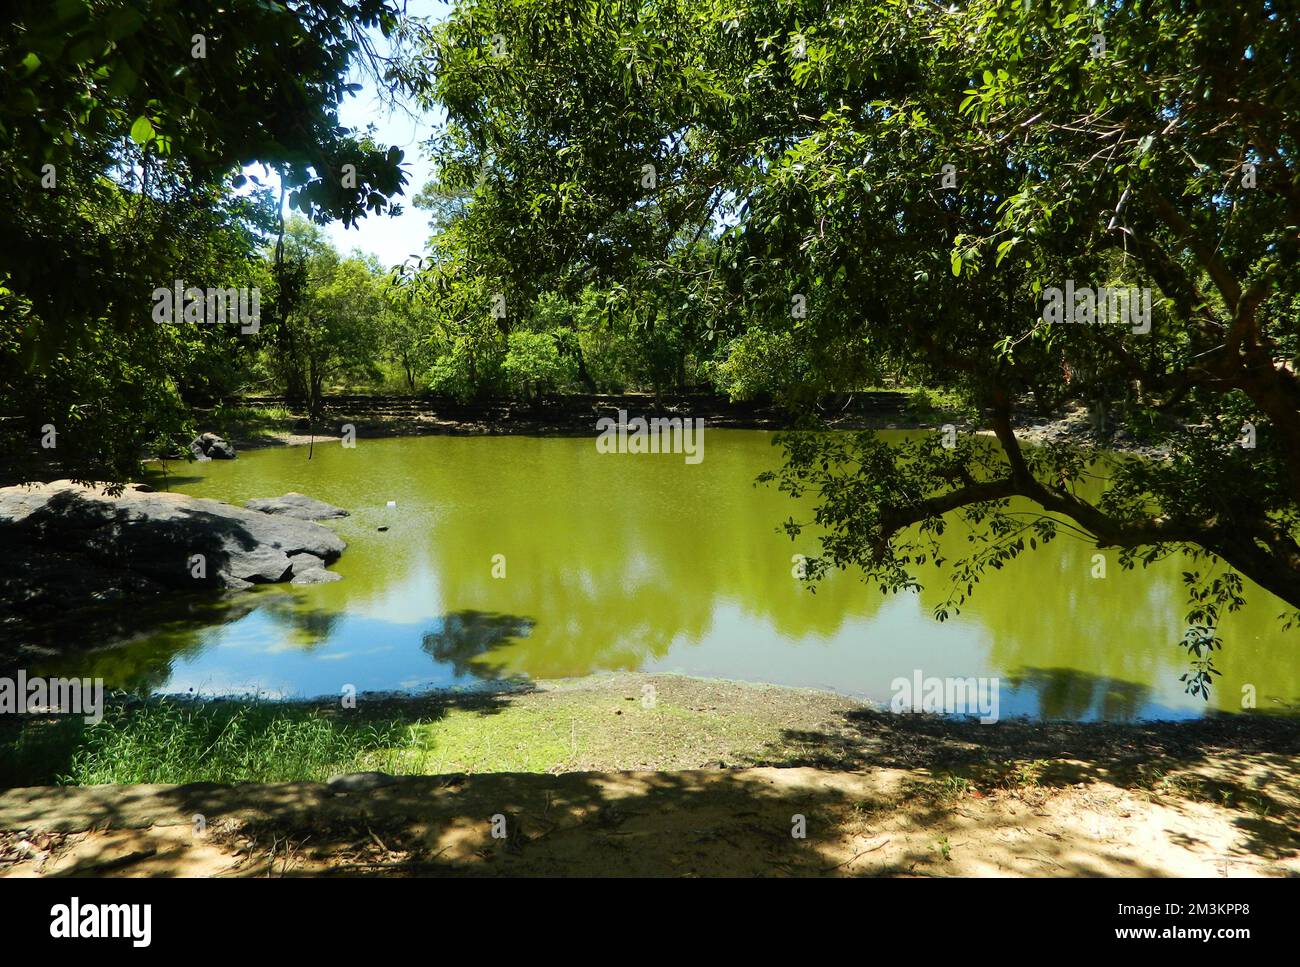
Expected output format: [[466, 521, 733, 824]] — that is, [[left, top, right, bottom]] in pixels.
[[0, 701, 409, 787], [368, 706, 573, 775], [214, 403, 297, 422], [903, 386, 978, 422], [0, 684, 797, 788], [72, 702, 408, 785], [359, 699, 778, 775], [205, 402, 299, 444]]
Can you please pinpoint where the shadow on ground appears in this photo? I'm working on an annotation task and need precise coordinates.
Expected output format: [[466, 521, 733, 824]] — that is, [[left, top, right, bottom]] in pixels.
[[762, 669, 1300, 869]]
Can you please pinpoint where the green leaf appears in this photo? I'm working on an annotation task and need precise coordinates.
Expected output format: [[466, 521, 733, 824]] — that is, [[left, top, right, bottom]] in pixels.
[[129, 115, 155, 144], [107, 63, 137, 96]]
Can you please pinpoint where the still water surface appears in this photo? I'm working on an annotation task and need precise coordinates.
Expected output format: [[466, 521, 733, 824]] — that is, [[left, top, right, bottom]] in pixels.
[[42, 431, 1299, 720]]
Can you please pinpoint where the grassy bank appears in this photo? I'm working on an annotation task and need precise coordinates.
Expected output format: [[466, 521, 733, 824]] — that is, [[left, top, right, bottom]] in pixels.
[[0, 676, 853, 789], [2, 701, 403, 787], [3, 674, 1298, 877], [5, 673, 1299, 795]]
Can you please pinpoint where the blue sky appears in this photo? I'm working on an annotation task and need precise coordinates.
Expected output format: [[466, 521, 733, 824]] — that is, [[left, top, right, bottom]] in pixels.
[[245, 0, 449, 269], [323, 0, 449, 267]]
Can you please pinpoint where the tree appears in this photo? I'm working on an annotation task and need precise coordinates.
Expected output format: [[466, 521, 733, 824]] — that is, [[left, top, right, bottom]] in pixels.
[[1, 0, 409, 480], [378, 286, 436, 393], [501, 330, 574, 399], [269, 221, 385, 409], [410, 0, 1300, 689]]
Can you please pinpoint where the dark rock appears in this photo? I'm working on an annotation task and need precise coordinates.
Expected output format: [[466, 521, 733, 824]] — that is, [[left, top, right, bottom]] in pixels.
[[246, 493, 349, 520], [190, 432, 236, 460], [0, 481, 346, 630]]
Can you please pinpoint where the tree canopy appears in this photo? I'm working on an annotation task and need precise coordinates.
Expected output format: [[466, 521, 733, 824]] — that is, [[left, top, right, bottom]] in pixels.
[[406, 0, 1300, 688], [1, 0, 409, 480]]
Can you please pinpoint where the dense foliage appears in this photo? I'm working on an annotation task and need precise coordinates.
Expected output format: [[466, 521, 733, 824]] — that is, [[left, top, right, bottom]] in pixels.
[[406, 0, 1300, 687], [1, 0, 409, 480]]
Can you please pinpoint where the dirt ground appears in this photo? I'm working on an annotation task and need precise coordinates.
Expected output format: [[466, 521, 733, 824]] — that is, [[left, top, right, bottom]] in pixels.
[[2, 674, 1298, 877], [0, 763, 1295, 877]]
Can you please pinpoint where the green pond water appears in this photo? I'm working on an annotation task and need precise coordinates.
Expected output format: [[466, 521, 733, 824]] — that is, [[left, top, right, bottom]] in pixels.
[[42, 430, 1300, 720]]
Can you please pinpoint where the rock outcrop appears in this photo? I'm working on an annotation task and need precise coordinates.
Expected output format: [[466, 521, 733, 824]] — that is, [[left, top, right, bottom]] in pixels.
[[190, 432, 236, 461], [244, 493, 348, 520], [0, 482, 347, 649], [287, 552, 343, 585]]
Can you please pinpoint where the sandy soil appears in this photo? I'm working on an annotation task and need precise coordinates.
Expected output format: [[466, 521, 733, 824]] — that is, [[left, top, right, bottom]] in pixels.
[[0, 762, 1294, 877]]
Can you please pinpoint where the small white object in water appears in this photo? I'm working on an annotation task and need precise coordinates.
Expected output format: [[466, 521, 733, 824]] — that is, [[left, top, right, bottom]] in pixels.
[[386, 500, 397, 508]]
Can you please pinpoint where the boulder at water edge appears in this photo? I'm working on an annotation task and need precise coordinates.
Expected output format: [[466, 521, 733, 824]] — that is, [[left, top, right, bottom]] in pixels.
[[245, 492, 349, 520], [0, 481, 346, 631], [189, 432, 236, 461]]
